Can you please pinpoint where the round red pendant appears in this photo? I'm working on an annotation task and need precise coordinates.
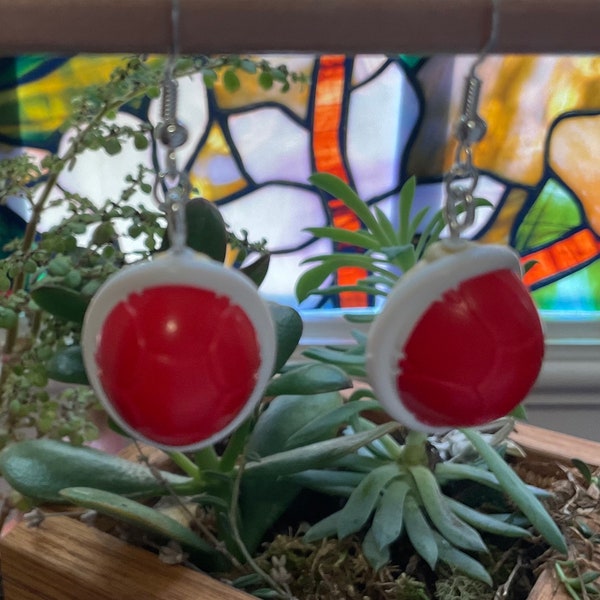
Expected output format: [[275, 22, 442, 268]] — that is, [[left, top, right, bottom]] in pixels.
[[397, 269, 543, 428], [82, 250, 275, 450], [367, 242, 544, 432], [96, 285, 261, 447]]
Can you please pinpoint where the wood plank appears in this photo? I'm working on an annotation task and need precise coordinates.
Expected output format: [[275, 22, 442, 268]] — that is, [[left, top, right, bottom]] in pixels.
[[510, 422, 600, 468], [0, 516, 252, 600], [0, 0, 599, 54]]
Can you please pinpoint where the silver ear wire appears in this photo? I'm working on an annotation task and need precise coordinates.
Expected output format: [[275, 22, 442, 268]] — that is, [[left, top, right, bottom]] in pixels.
[[443, 0, 500, 240], [153, 0, 190, 253]]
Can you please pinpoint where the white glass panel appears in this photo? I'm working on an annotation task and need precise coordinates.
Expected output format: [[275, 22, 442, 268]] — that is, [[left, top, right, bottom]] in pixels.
[[229, 108, 311, 184]]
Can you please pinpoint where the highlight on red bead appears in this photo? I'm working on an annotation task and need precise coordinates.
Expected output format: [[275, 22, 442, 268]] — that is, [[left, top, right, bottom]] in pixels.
[[366, 242, 545, 433], [82, 249, 276, 451], [95, 285, 261, 447]]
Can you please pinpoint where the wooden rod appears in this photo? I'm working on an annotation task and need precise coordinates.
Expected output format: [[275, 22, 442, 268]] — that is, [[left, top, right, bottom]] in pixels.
[[0, 0, 598, 55]]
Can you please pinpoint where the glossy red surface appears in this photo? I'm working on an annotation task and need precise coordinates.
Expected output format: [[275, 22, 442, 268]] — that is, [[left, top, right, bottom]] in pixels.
[[95, 285, 261, 446], [397, 269, 544, 427]]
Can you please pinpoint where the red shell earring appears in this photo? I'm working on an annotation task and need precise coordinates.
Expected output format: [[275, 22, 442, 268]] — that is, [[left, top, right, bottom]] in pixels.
[[366, 39, 544, 432], [366, 239, 544, 432], [82, 44, 275, 451]]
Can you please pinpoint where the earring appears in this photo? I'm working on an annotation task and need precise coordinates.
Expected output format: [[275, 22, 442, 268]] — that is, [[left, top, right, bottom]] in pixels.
[[81, 1, 275, 451], [366, 0, 544, 433]]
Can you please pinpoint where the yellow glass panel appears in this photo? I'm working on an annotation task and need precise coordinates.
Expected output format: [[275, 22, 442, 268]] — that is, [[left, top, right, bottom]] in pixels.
[[189, 123, 246, 201], [478, 188, 528, 245], [212, 55, 314, 119], [548, 114, 600, 235]]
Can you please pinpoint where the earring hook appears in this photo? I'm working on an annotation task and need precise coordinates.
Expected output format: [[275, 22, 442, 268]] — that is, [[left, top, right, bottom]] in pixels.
[[153, 0, 190, 253], [470, 0, 500, 76], [443, 0, 500, 240]]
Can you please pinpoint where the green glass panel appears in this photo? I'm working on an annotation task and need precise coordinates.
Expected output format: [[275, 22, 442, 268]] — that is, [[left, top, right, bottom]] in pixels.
[[514, 179, 583, 254], [532, 259, 600, 312]]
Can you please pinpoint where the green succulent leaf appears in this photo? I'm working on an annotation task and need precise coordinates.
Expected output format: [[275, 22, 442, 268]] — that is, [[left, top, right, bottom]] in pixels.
[[373, 206, 397, 246], [284, 469, 365, 497], [46, 345, 89, 385], [264, 363, 352, 398], [239, 392, 342, 552], [362, 526, 390, 571], [305, 226, 381, 251], [370, 478, 410, 550], [403, 493, 438, 570], [461, 428, 567, 554], [304, 510, 341, 542], [336, 464, 401, 539], [285, 399, 381, 449], [267, 302, 303, 373], [445, 497, 531, 538], [433, 533, 493, 586], [309, 173, 388, 243], [244, 423, 399, 479], [409, 465, 487, 553], [398, 176, 417, 244], [247, 392, 343, 457], [0, 439, 195, 502], [59, 487, 223, 569]]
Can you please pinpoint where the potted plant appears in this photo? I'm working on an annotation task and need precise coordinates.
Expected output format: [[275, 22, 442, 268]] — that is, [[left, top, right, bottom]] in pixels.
[[0, 55, 597, 600]]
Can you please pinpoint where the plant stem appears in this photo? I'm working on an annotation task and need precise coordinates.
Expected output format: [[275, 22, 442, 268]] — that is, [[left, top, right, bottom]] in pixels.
[[193, 446, 220, 472], [401, 430, 429, 466], [228, 453, 295, 600], [167, 452, 201, 479]]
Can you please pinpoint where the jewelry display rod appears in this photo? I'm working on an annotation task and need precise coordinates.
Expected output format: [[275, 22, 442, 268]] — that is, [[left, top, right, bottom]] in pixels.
[[0, 0, 597, 54]]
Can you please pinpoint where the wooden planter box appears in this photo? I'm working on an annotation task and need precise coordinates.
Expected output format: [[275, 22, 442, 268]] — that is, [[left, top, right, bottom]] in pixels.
[[2, 422, 600, 600]]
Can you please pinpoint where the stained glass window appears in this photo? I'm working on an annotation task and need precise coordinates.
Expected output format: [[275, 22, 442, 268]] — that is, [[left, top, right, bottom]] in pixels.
[[1, 53, 600, 314]]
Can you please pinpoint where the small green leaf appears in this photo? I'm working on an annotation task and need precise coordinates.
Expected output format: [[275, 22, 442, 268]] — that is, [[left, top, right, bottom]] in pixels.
[[462, 428, 567, 554], [370, 478, 410, 550], [337, 464, 400, 538], [362, 527, 390, 571], [31, 284, 89, 323], [160, 197, 227, 262], [305, 226, 381, 251], [309, 173, 387, 242], [240, 59, 257, 74], [265, 363, 352, 397], [373, 206, 397, 245], [267, 302, 303, 373], [433, 533, 492, 586], [398, 176, 417, 244], [403, 493, 438, 570], [46, 345, 89, 385], [240, 253, 270, 287], [223, 69, 241, 92], [302, 346, 366, 366], [258, 71, 274, 90], [445, 497, 531, 538], [304, 510, 341, 542], [571, 458, 593, 485], [410, 465, 487, 553]]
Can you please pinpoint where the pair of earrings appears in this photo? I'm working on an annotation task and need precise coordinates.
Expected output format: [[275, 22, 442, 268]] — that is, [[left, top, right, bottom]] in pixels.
[[81, 232, 543, 452]]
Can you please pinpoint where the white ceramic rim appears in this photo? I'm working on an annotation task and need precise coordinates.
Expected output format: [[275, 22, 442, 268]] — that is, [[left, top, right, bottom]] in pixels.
[[366, 243, 522, 433], [81, 249, 276, 452]]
